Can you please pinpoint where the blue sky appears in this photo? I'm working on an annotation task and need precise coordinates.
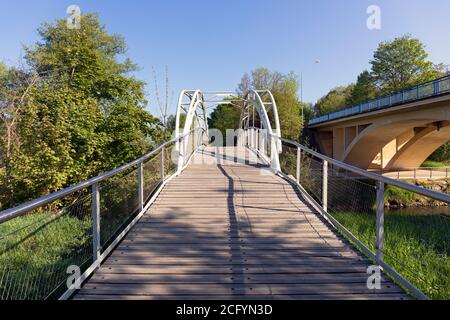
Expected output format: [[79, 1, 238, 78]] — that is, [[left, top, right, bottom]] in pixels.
[[1, 0, 449, 116]]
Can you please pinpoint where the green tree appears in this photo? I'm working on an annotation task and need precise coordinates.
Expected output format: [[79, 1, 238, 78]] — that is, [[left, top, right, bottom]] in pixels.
[[370, 35, 443, 93], [235, 68, 304, 141], [208, 102, 241, 143], [0, 14, 162, 208], [0, 63, 7, 80], [314, 85, 354, 116], [346, 70, 377, 105]]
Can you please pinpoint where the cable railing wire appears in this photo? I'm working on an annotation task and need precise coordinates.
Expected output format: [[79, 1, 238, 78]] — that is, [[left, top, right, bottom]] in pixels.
[[244, 129, 449, 300], [0, 128, 205, 300]]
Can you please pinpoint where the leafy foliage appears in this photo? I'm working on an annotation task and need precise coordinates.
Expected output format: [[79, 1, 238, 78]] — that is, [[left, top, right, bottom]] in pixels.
[[314, 85, 354, 116], [0, 14, 163, 209], [208, 102, 241, 142], [370, 35, 443, 93], [314, 35, 445, 116], [345, 70, 377, 105], [233, 68, 305, 141]]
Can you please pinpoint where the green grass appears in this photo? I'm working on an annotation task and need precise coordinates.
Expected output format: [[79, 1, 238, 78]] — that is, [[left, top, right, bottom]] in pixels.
[[385, 185, 419, 204], [0, 211, 92, 300], [421, 160, 450, 168], [331, 210, 450, 299]]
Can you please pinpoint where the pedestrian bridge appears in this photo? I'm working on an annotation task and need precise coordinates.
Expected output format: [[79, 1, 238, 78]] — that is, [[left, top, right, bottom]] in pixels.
[[0, 89, 449, 300], [74, 146, 407, 300]]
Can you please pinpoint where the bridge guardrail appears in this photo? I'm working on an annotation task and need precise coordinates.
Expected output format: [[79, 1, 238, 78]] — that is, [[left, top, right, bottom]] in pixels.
[[245, 127, 449, 299], [0, 128, 205, 300], [381, 167, 450, 180], [309, 74, 450, 125]]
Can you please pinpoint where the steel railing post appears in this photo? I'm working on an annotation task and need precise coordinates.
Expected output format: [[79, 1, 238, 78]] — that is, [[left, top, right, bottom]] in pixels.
[[138, 162, 144, 211], [376, 181, 385, 264], [160, 147, 165, 182], [181, 136, 185, 167], [257, 129, 260, 152], [296, 147, 301, 183], [322, 160, 328, 212], [92, 183, 101, 263]]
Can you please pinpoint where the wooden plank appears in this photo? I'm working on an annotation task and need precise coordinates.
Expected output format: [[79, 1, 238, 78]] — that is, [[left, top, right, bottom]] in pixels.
[[92, 265, 371, 275], [74, 293, 411, 300], [87, 272, 384, 284], [78, 282, 405, 296]]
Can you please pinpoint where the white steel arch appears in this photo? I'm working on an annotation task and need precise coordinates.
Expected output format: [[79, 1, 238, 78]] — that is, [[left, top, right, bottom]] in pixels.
[[175, 90, 208, 172], [239, 89, 282, 172], [173, 88, 282, 173]]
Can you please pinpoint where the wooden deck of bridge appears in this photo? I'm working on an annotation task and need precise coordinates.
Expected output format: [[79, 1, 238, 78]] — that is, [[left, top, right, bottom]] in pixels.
[[75, 146, 410, 300]]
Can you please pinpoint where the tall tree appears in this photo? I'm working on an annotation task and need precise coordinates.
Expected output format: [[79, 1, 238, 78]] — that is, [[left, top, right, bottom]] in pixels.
[[370, 35, 442, 93], [235, 68, 304, 141], [208, 102, 241, 143], [0, 14, 162, 208], [346, 70, 377, 105], [314, 85, 354, 116]]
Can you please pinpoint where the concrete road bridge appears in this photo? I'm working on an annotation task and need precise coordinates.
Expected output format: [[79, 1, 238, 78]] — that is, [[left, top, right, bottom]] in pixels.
[[308, 75, 450, 172], [0, 88, 449, 300]]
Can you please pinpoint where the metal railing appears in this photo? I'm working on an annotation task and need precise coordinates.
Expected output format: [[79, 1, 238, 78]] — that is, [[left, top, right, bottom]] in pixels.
[[0, 128, 205, 300], [245, 127, 450, 300], [309, 74, 450, 125], [380, 167, 450, 180]]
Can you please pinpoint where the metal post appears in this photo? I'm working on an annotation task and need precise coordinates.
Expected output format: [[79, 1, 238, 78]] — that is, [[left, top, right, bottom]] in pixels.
[[296, 147, 301, 183], [92, 183, 101, 263], [414, 168, 417, 180], [138, 162, 144, 211], [181, 136, 185, 167], [160, 147, 165, 182], [257, 129, 260, 152], [322, 160, 328, 212], [376, 181, 385, 264], [430, 168, 432, 179], [446, 168, 448, 178]]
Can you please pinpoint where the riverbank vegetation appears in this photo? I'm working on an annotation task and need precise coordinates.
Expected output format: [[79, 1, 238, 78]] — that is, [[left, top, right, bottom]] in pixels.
[[0, 14, 167, 211], [332, 208, 449, 300]]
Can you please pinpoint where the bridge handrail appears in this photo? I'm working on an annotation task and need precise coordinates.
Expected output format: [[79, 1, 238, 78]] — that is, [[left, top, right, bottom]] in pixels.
[[267, 132, 450, 203], [243, 128, 450, 299], [309, 74, 450, 125], [0, 128, 203, 224]]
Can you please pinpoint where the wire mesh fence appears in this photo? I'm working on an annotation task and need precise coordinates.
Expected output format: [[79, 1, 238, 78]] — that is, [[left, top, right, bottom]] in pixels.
[[164, 144, 177, 177], [99, 166, 140, 251], [279, 143, 297, 179], [275, 136, 450, 300], [324, 165, 378, 253], [298, 152, 323, 205], [143, 153, 162, 203], [0, 129, 202, 300], [0, 192, 93, 300], [382, 188, 450, 299]]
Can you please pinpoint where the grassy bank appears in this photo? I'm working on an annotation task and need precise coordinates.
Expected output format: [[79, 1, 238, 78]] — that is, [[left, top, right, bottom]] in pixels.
[[0, 212, 92, 299], [331, 209, 449, 299], [385, 184, 449, 208], [421, 160, 450, 168]]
